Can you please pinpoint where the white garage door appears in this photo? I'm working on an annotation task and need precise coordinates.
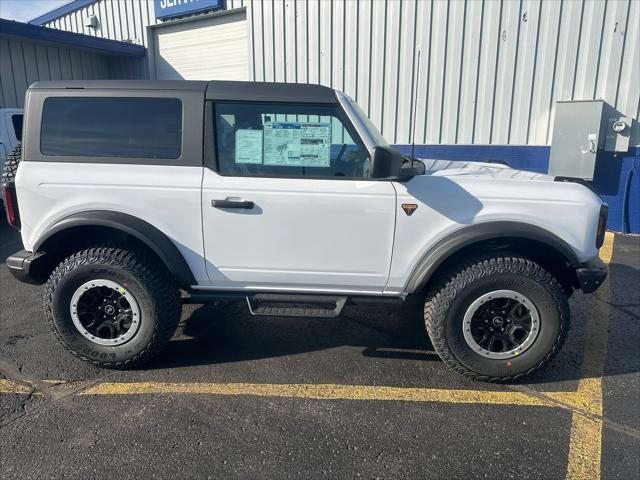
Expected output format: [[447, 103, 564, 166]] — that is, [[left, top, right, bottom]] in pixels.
[[153, 11, 249, 81]]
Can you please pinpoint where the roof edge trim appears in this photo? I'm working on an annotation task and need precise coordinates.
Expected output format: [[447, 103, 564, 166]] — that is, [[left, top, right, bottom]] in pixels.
[[0, 19, 146, 57], [28, 0, 97, 26]]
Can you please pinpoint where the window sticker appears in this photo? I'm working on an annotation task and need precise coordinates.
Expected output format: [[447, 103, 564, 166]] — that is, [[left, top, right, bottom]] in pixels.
[[235, 129, 263, 164], [263, 122, 332, 167], [263, 122, 302, 166], [300, 123, 331, 167]]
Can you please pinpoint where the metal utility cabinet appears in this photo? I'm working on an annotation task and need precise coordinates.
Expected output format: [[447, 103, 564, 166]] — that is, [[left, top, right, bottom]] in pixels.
[[549, 100, 632, 180]]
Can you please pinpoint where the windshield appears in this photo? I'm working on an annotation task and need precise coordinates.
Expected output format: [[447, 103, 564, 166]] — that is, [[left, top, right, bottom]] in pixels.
[[343, 95, 389, 147]]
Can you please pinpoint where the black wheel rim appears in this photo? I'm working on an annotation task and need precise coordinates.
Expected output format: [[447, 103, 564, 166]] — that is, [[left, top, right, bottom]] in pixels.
[[70, 279, 140, 346], [462, 290, 540, 359]]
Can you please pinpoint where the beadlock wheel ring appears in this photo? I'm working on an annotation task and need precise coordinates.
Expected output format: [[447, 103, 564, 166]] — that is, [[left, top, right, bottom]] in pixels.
[[462, 289, 540, 360], [70, 279, 141, 346]]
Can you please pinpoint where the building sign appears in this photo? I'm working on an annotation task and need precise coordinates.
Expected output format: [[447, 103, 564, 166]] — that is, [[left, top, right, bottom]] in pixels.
[[154, 0, 223, 20]]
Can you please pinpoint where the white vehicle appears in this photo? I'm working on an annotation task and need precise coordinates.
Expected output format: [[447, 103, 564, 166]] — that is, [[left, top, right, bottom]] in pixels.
[[3, 81, 608, 382], [0, 108, 23, 185]]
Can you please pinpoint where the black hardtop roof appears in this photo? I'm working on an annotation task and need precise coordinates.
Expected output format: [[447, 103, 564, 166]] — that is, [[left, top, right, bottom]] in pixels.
[[206, 81, 337, 104], [28, 80, 338, 104], [29, 80, 208, 92]]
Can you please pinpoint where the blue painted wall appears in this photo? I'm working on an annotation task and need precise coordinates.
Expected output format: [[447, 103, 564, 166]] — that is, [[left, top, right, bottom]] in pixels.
[[393, 144, 640, 234]]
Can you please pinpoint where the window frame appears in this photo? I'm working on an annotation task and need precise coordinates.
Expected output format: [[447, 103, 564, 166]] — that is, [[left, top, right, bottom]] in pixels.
[[207, 100, 373, 181], [24, 89, 204, 167]]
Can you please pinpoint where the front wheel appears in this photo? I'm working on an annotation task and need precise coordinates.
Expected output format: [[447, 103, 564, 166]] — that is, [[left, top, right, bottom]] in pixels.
[[44, 246, 181, 368], [424, 255, 570, 382]]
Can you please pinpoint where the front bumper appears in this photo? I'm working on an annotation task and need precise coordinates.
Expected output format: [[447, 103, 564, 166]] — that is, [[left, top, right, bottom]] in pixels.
[[6, 249, 48, 285], [575, 257, 608, 294]]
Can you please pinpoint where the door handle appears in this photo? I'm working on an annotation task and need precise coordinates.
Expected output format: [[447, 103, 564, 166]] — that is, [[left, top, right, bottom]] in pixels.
[[212, 198, 254, 209]]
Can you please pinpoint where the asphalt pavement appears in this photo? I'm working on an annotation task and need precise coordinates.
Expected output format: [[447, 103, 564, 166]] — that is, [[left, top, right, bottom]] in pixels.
[[0, 216, 638, 479]]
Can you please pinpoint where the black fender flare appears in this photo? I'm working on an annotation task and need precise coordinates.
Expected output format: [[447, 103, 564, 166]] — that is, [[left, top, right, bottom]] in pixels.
[[34, 210, 196, 287], [405, 221, 580, 293]]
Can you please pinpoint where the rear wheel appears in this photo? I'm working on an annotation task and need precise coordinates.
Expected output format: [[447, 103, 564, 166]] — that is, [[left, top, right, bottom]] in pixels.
[[44, 246, 181, 368], [424, 255, 569, 382]]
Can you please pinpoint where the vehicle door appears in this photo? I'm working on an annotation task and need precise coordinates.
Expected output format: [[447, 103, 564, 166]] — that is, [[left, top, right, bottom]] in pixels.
[[201, 101, 397, 294]]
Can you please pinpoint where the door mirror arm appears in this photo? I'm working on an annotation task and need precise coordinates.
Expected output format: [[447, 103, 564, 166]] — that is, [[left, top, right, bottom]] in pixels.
[[398, 159, 426, 181], [397, 167, 418, 182]]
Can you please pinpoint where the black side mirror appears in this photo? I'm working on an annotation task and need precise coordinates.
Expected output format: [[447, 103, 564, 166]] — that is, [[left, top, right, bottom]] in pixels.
[[371, 146, 404, 179]]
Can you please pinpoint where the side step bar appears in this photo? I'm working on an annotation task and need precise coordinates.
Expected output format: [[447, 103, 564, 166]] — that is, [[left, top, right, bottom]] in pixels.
[[183, 291, 404, 314], [246, 294, 347, 318]]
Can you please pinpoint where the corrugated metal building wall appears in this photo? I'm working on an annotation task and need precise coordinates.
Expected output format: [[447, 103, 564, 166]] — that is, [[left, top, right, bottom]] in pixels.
[[0, 37, 109, 108], [44, 0, 246, 42], [45, 0, 155, 79], [40, 0, 639, 146], [42, 0, 247, 79], [46, 0, 156, 44]]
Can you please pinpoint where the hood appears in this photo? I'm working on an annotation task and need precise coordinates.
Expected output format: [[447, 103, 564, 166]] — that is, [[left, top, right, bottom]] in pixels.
[[418, 158, 555, 182]]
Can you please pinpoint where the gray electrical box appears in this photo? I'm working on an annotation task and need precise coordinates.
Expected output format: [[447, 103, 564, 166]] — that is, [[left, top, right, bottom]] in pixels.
[[549, 101, 607, 180], [548, 100, 631, 180]]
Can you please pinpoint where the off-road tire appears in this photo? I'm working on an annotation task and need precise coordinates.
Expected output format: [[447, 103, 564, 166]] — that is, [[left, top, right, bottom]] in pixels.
[[2, 143, 21, 183], [44, 246, 181, 368], [424, 254, 570, 383]]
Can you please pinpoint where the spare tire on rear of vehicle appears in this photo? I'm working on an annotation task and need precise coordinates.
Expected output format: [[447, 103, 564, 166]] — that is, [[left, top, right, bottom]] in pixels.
[[2, 143, 21, 183]]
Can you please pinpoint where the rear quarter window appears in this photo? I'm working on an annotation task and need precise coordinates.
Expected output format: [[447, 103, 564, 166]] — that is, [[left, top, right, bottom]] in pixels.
[[40, 97, 182, 159]]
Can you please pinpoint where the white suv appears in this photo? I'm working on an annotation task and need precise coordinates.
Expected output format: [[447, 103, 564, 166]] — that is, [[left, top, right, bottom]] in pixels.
[[2, 81, 608, 382]]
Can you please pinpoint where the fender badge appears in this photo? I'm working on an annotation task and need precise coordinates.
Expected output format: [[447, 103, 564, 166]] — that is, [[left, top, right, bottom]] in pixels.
[[401, 204, 418, 216]]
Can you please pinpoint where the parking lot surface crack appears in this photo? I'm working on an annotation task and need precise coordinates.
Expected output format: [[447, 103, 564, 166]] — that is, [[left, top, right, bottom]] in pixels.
[[0, 358, 48, 398], [0, 371, 118, 430]]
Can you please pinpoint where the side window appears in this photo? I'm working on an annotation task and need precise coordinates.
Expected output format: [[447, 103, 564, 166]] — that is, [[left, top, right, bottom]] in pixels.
[[11, 114, 23, 142], [41, 97, 182, 159], [214, 102, 370, 178]]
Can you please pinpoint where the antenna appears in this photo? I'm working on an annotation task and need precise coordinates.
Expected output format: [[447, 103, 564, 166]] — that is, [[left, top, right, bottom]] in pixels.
[[410, 50, 421, 162]]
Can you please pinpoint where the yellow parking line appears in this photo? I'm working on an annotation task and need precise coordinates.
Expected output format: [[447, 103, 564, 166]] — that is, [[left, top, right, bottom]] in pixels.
[[567, 415, 603, 480], [0, 376, 609, 421], [0, 377, 599, 412], [81, 381, 554, 406], [565, 231, 614, 480], [598, 231, 615, 265], [0, 379, 32, 394]]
